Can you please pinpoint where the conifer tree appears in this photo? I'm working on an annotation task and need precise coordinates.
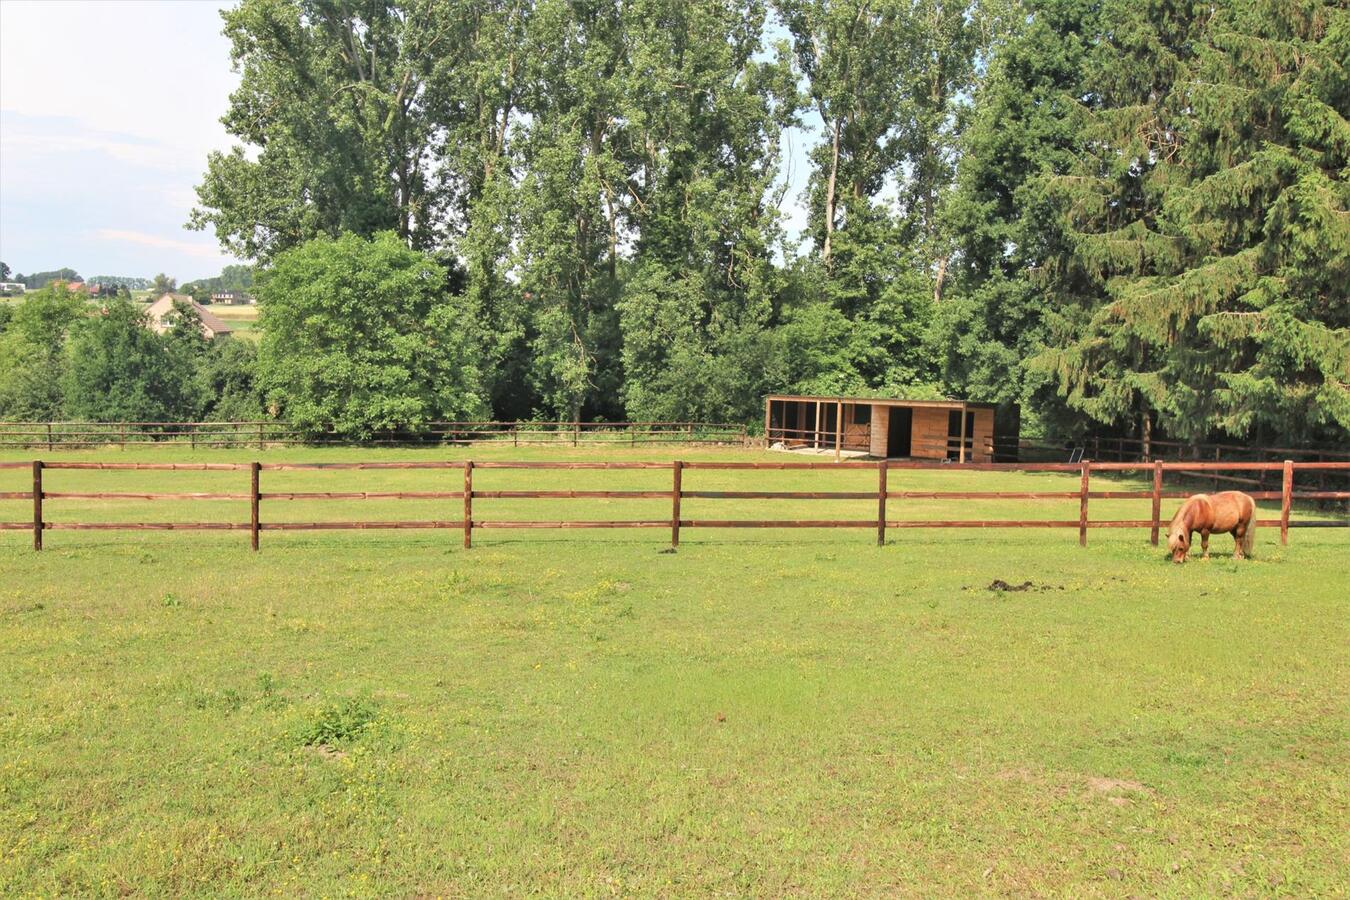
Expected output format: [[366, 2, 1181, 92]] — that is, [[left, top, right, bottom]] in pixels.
[[1037, 0, 1348, 444]]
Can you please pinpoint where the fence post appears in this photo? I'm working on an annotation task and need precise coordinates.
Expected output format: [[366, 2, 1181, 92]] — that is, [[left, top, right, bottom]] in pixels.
[[250, 462, 260, 551], [32, 460, 42, 552], [190, 423, 196, 451], [671, 460, 683, 549], [46, 422, 53, 452], [463, 461, 474, 549], [1150, 459, 1163, 546], [1280, 459, 1293, 546], [1078, 461, 1090, 547], [877, 460, 887, 547], [257, 422, 264, 451]]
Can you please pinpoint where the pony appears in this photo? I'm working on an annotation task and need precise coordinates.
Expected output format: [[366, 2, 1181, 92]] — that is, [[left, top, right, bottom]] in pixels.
[[1166, 491, 1256, 563]]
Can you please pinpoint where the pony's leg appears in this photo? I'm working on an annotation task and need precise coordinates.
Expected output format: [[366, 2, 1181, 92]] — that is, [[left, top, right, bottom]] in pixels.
[[1233, 525, 1246, 559], [1201, 531, 1210, 558]]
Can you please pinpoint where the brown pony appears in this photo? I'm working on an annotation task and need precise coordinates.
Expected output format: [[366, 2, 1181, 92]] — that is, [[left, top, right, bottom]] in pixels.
[[1166, 491, 1256, 563]]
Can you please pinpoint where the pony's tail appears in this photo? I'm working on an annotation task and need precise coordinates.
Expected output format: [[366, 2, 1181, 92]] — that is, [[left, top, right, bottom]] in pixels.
[[1242, 516, 1256, 558]]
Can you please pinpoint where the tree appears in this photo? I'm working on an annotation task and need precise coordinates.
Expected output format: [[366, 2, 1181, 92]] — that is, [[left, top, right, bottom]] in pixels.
[[256, 231, 488, 435], [196, 337, 264, 421], [190, 0, 479, 261], [61, 299, 201, 422], [20, 268, 81, 290], [771, 0, 984, 402], [1034, 0, 1349, 444], [0, 262, 10, 280], [151, 273, 177, 296], [0, 286, 86, 419], [614, 0, 795, 422], [937, 0, 1100, 431], [777, 0, 907, 266]]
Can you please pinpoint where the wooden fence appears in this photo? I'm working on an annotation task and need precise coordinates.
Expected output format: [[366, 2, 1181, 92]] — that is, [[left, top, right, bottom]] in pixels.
[[0, 421, 748, 450], [2, 459, 1347, 552]]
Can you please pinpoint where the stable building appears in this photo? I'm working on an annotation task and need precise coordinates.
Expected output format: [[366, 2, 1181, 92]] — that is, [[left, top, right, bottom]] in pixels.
[[764, 394, 1018, 462]]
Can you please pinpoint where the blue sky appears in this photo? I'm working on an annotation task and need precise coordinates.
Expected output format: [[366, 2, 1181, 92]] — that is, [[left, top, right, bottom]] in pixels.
[[0, 1, 242, 281], [0, 1, 818, 283]]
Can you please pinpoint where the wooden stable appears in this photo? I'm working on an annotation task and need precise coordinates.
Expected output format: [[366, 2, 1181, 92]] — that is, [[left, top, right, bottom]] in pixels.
[[765, 395, 1014, 463]]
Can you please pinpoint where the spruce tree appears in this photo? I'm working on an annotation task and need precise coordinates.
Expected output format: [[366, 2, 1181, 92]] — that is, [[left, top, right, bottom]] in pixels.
[[1037, 0, 1348, 444]]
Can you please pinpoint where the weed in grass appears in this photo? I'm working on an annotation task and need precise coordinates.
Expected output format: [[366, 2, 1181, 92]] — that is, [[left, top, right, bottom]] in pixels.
[[296, 696, 381, 748]]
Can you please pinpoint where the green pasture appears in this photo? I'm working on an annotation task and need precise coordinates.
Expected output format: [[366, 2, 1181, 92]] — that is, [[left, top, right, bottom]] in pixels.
[[1, 445, 1346, 895]]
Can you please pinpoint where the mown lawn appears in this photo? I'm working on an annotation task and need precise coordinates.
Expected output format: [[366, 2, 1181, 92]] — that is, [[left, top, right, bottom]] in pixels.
[[1, 446, 1347, 896]]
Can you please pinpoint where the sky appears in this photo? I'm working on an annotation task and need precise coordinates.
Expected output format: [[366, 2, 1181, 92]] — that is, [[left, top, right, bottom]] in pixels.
[[0, 0, 240, 282], [0, 1, 819, 284]]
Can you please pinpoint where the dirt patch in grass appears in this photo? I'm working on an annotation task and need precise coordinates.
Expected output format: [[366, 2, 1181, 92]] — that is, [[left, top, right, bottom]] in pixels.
[[984, 579, 1064, 592], [1087, 776, 1152, 805]]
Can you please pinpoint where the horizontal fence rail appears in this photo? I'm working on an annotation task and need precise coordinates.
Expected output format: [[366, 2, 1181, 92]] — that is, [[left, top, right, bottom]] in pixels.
[[2, 459, 1347, 552], [0, 421, 748, 449]]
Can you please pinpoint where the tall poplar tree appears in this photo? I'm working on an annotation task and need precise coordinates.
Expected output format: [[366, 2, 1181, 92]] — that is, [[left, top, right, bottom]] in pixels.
[[616, 0, 795, 422]]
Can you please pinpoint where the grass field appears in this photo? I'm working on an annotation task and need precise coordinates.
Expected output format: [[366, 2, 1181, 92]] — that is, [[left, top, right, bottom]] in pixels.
[[2, 445, 1347, 895]]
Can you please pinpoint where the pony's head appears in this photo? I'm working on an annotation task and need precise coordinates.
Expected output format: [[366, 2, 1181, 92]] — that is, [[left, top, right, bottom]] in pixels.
[[1166, 519, 1190, 563]]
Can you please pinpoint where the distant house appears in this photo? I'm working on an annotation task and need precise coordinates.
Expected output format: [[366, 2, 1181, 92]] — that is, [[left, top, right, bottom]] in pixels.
[[210, 290, 253, 305], [0, 282, 24, 296], [146, 293, 234, 339]]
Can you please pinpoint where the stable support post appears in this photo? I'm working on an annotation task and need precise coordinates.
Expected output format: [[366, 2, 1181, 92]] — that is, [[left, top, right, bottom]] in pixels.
[[463, 461, 474, 549], [32, 460, 42, 552], [835, 401, 843, 462], [1078, 461, 1090, 547], [1150, 460, 1163, 546], [877, 461, 887, 547], [250, 462, 260, 551], [959, 403, 968, 464], [671, 460, 683, 549], [1280, 459, 1293, 546]]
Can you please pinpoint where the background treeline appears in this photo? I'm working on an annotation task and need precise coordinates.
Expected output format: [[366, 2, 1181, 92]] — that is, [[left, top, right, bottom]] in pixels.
[[0, 288, 263, 423], [7, 0, 1345, 447]]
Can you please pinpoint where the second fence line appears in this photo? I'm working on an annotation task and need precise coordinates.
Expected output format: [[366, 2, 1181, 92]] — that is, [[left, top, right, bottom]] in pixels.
[[4, 459, 1348, 552]]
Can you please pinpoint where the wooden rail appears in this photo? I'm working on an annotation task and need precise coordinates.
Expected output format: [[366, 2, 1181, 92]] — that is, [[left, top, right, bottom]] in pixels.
[[0, 420, 748, 449], [2, 459, 1346, 551]]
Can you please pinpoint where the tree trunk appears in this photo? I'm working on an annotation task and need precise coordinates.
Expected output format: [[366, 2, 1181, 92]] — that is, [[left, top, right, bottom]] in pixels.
[[822, 114, 841, 266], [1141, 408, 1152, 461]]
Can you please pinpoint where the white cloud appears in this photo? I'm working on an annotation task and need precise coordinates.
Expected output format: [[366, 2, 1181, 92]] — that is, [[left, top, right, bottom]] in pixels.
[[95, 229, 231, 262]]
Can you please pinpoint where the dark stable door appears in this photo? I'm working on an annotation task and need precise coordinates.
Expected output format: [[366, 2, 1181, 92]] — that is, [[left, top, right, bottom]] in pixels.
[[947, 410, 975, 460], [820, 403, 838, 448], [887, 407, 912, 457]]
